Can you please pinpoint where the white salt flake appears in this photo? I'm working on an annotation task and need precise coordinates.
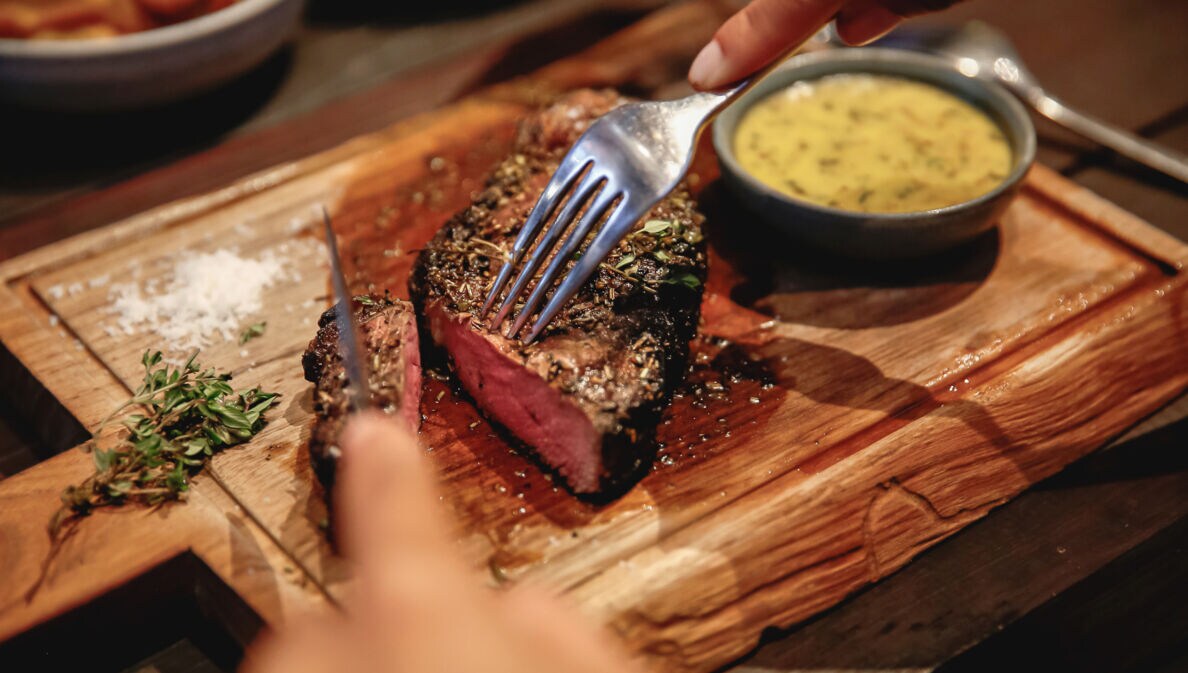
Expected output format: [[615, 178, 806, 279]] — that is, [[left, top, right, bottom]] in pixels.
[[48, 315, 60, 327], [47, 284, 66, 300], [87, 274, 111, 289], [66, 282, 84, 296], [106, 247, 288, 352]]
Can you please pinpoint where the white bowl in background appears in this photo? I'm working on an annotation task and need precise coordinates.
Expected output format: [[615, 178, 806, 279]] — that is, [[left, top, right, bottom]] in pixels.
[[0, 0, 305, 110]]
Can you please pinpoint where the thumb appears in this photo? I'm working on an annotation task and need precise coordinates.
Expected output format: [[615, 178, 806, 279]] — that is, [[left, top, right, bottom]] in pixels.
[[835, 0, 902, 45], [835, 0, 965, 45], [335, 412, 455, 582], [689, 0, 845, 90]]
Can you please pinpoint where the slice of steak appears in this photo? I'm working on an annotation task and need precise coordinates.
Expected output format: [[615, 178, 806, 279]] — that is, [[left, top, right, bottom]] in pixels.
[[410, 89, 706, 494], [302, 296, 422, 489]]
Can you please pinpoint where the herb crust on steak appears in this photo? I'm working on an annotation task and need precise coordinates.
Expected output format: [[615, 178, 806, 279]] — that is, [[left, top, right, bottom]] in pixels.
[[302, 296, 421, 489], [410, 89, 706, 494]]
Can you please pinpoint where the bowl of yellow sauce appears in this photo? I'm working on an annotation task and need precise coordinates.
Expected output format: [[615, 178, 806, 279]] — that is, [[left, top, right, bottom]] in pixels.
[[713, 48, 1035, 258]]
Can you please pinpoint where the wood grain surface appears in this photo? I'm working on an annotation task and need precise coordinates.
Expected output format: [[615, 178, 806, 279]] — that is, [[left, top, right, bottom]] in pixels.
[[0, 2, 1185, 672], [0, 447, 330, 644]]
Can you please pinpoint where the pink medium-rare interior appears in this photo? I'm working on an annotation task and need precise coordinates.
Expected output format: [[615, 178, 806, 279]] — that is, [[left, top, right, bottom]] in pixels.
[[400, 313, 423, 431], [427, 304, 602, 492]]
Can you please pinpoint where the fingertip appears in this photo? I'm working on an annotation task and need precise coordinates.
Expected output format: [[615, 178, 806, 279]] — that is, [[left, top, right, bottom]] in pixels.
[[341, 411, 403, 452], [339, 411, 422, 476], [333, 410, 452, 572], [688, 39, 726, 90], [335, 411, 425, 547]]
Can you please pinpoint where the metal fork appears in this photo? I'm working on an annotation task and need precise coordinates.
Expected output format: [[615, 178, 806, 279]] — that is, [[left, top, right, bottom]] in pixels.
[[479, 52, 806, 343]]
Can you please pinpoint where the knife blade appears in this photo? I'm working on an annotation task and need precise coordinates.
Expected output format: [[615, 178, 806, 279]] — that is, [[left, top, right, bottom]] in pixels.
[[321, 206, 371, 412]]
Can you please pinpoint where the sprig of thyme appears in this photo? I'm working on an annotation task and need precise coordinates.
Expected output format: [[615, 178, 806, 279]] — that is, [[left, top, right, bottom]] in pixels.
[[49, 350, 280, 538]]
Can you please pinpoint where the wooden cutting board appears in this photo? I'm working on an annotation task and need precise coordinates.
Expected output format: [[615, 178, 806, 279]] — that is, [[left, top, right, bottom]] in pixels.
[[1, 2, 1186, 671]]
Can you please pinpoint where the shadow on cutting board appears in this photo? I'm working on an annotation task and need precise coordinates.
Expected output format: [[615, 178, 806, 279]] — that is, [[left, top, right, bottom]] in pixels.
[[697, 182, 1000, 330], [0, 552, 258, 673]]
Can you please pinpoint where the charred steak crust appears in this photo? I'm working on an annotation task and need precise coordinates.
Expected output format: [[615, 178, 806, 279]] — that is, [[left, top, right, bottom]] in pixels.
[[302, 296, 422, 489], [409, 89, 706, 493]]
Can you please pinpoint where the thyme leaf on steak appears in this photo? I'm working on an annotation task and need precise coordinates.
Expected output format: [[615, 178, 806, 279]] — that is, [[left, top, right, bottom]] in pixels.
[[663, 271, 702, 289], [599, 262, 658, 293], [640, 220, 672, 235], [598, 217, 703, 293], [49, 350, 280, 539]]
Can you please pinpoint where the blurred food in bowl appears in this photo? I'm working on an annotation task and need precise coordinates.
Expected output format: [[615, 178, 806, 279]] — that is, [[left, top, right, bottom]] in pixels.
[[0, 0, 241, 39], [733, 73, 1014, 214], [0, 0, 303, 109]]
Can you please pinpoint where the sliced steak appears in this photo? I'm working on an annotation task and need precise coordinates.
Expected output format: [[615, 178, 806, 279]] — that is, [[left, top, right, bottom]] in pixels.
[[410, 89, 706, 494], [302, 296, 422, 489]]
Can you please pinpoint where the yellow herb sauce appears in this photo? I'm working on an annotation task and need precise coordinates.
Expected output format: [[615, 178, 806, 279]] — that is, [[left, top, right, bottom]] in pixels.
[[734, 74, 1013, 213]]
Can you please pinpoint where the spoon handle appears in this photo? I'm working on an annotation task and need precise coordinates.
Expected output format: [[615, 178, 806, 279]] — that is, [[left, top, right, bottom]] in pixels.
[[1027, 91, 1188, 184]]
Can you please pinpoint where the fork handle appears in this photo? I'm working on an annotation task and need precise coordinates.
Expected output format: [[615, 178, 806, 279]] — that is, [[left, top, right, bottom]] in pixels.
[[1022, 88, 1188, 184]]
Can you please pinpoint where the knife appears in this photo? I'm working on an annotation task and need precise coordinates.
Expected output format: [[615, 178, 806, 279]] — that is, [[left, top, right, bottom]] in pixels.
[[321, 206, 371, 412]]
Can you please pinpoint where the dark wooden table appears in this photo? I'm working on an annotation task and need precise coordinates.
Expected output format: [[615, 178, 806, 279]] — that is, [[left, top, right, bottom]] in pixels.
[[1, 1, 1185, 671]]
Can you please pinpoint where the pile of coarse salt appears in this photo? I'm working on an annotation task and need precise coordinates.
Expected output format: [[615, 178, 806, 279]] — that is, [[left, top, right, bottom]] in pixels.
[[106, 247, 297, 352]]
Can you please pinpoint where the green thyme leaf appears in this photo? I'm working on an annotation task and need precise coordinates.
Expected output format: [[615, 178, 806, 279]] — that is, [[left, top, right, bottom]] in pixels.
[[641, 220, 672, 235], [105, 480, 132, 498], [353, 295, 379, 306], [615, 253, 636, 269], [239, 322, 267, 345], [653, 250, 671, 263], [663, 271, 701, 290], [92, 448, 114, 472]]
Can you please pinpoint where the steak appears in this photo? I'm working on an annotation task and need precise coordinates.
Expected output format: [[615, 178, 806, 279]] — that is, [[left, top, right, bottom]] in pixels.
[[410, 89, 706, 494], [302, 296, 422, 488]]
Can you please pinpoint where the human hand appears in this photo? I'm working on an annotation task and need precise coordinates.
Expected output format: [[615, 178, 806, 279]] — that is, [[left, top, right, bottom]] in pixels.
[[689, 0, 964, 90], [242, 413, 642, 673]]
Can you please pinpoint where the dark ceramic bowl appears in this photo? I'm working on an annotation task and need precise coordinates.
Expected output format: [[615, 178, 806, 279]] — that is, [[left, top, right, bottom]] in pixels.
[[712, 48, 1036, 259], [0, 0, 304, 110]]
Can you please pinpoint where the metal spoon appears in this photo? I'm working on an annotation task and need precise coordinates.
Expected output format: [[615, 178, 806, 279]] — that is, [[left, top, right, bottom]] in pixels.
[[875, 21, 1188, 184]]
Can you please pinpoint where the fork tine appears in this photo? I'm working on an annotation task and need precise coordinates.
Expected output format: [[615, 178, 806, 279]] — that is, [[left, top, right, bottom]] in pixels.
[[521, 197, 641, 344], [507, 188, 621, 339], [489, 172, 605, 329], [480, 153, 592, 318]]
